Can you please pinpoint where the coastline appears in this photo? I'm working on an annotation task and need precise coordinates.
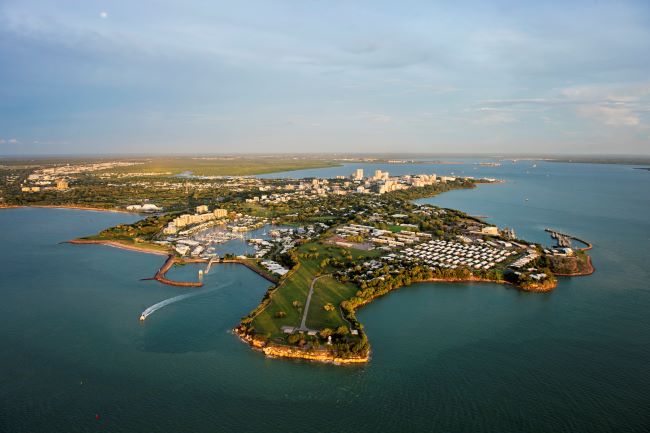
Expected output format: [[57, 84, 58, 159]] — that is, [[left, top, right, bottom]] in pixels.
[[67, 239, 170, 256], [235, 273, 561, 365], [68, 238, 279, 287], [234, 328, 369, 364], [0, 204, 139, 214], [56, 207, 590, 365]]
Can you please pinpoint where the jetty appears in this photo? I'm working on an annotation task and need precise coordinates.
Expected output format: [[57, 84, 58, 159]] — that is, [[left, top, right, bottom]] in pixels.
[[205, 256, 218, 274], [545, 228, 593, 250]]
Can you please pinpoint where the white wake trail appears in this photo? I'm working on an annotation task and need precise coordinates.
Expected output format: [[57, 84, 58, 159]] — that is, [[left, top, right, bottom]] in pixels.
[[140, 283, 231, 321]]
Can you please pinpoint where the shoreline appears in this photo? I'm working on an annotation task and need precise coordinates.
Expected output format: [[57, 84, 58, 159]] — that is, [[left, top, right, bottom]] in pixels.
[[60, 209, 589, 366], [235, 273, 561, 365], [1, 204, 139, 214], [68, 238, 279, 286], [234, 328, 369, 364], [67, 239, 170, 256]]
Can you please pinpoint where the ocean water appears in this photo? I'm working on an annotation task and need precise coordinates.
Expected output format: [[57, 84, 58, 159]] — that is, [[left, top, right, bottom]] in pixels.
[[1, 161, 649, 433]]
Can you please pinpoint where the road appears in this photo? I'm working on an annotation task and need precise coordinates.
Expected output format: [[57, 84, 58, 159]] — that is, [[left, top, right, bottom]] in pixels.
[[298, 274, 330, 331]]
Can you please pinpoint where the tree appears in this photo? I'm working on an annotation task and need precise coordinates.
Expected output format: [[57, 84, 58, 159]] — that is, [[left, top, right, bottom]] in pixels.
[[323, 303, 335, 312], [335, 326, 349, 336]]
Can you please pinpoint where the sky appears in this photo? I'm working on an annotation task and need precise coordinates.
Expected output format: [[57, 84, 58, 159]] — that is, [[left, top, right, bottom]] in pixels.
[[1, 0, 649, 155]]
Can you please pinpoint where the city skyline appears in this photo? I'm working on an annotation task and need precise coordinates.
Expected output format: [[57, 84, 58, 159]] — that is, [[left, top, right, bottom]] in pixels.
[[2, 0, 650, 155]]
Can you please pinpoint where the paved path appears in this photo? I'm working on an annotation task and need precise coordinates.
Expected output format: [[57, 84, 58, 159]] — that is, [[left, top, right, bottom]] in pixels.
[[299, 274, 330, 331]]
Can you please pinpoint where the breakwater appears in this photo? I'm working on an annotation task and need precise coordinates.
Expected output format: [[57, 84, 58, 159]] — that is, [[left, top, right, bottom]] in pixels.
[[151, 255, 204, 287], [220, 259, 278, 283], [69, 237, 277, 287], [545, 228, 593, 250], [150, 256, 279, 288]]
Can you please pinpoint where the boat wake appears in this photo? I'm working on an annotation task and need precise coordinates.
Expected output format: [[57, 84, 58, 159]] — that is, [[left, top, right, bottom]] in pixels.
[[139, 283, 230, 321]]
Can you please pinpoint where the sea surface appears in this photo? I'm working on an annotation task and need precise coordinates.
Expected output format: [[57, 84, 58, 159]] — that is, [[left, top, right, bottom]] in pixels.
[[1, 160, 649, 433]]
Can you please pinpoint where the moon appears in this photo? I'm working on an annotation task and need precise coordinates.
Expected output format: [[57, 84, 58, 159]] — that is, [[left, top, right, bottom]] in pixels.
[[100, 11, 108, 19]]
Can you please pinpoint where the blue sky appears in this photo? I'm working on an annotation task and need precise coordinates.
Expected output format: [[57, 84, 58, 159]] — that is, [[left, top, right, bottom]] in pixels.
[[1, 0, 649, 155]]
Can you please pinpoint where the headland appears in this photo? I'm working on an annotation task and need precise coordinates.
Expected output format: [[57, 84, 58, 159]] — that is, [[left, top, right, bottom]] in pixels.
[[4, 157, 594, 364]]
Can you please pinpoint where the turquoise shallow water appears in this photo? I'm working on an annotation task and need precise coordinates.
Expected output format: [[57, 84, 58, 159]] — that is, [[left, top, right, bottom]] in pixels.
[[1, 161, 650, 433]]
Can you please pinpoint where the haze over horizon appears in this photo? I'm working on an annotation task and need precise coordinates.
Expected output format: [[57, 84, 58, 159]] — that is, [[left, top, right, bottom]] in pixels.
[[1, 0, 650, 155]]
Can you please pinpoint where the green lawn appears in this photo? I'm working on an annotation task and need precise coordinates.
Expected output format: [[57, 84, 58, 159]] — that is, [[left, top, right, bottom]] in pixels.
[[250, 241, 375, 339], [306, 275, 358, 330], [80, 236, 171, 253]]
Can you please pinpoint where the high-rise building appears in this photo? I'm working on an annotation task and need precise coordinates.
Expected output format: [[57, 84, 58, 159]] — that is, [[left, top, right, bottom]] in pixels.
[[353, 168, 364, 180], [373, 170, 389, 181], [213, 208, 227, 218]]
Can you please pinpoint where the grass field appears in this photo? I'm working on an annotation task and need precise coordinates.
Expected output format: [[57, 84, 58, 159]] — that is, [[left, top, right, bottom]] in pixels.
[[108, 156, 340, 176], [250, 241, 377, 339], [306, 275, 358, 330]]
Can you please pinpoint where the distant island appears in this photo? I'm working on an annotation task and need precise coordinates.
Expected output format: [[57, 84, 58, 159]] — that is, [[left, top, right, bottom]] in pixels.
[[0, 157, 593, 364]]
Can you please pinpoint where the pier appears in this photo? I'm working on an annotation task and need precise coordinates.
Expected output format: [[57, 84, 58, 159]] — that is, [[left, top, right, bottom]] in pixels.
[[205, 256, 218, 274], [545, 228, 592, 250]]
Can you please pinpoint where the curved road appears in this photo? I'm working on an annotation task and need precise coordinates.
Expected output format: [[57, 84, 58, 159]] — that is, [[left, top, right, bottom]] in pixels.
[[298, 274, 330, 331]]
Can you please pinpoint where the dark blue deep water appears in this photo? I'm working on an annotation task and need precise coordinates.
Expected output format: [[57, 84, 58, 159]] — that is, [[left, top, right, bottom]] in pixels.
[[1, 160, 649, 432]]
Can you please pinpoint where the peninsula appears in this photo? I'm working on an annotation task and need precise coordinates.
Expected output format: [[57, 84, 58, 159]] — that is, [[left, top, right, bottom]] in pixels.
[[1, 158, 593, 364]]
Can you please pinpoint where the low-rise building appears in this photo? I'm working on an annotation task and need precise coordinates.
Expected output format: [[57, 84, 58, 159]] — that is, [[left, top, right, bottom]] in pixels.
[[55, 179, 69, 190]]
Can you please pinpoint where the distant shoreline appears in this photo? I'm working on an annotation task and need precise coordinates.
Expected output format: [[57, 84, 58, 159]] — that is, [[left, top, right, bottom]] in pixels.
[[0, 204, 138, 214]]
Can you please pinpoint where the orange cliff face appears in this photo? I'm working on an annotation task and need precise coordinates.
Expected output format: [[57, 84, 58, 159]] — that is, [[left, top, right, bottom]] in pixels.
[[234, 328, 369, 364], [261, 345, 368, 364]]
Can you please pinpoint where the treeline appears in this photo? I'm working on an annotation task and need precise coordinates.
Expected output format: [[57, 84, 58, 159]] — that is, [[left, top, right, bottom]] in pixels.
[[90, 214, 176, 241], [335, 263, 506, 348], [388, 179, 476, 200]]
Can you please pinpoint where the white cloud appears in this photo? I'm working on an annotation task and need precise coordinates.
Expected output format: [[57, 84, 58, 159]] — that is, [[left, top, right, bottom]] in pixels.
[[100, 11, 108, 19], [577, 105, 640, 126], [358, 112, 392, 123], [475, 112, 518, 125], [478, 82, 650, 128]]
